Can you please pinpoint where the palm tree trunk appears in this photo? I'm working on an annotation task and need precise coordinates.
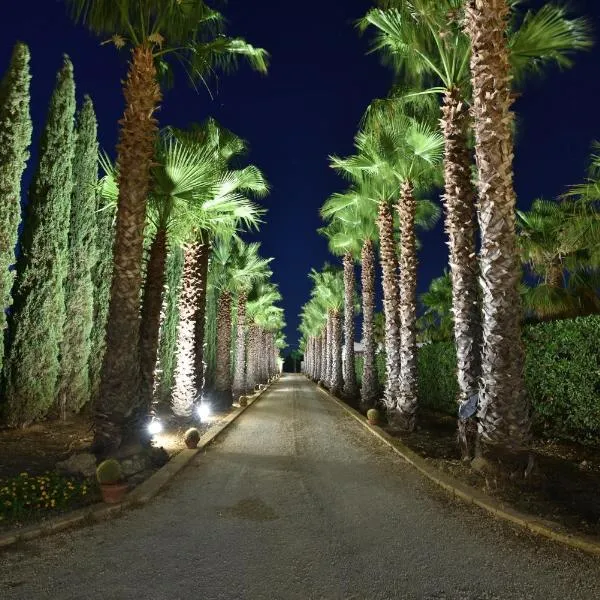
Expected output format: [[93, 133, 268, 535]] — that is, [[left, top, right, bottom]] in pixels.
[[232, 292, 247, 400], [246, 325, 257, 392], [139, 226, 167, 415], [330, 310, 343, 396], [395, 181, 418, 431], [342, 252, 359, 399], [326, 313, 335, 388], [94, 45, 161, 455], [360, 239, 378, 410], [546, 259, 563, 288], [377, 202, 401, 414], [316, 335, 323, 382], [465, 0, 531, 453], [441, 86, 482, 457], [172, 243, 200, 419], [215, 290, 233, 409], [320, 328, 327, 385], [193, 235, 211, 399]]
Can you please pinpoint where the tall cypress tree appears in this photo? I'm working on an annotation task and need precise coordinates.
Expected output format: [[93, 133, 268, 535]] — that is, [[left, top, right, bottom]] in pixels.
[[3, 56, 76, 426], [89, 178, 115, 405], [0, 43, 32, 370], [57, 95, 98, 417]]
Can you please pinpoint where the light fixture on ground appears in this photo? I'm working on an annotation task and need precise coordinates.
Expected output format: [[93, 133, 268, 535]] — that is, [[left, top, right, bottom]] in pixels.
[[147, 418, 163, 435], [196, 403, 211, 421]]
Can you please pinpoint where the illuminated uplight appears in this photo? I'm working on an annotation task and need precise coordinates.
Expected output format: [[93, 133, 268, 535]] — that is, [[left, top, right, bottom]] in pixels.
[[147, 419, 163, 435], [196, 403, 211, 420]]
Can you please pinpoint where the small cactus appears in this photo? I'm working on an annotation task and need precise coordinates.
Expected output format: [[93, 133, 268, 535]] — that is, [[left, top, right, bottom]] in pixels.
[[367, 408, 380, 424], [184, 427, 201, 449], [96, 459, 123, 485]]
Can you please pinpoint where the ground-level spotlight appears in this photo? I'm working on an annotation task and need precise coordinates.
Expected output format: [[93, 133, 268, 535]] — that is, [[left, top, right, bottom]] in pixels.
[[196, 403, 211, 421], [147, 418, 163, 436]]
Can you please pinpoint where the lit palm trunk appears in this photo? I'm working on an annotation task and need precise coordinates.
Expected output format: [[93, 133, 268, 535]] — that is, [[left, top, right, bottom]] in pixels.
[[441, 87, 482, 455], [214, 290, 233, 409], [232, 292, 248, 400], [395, 181, 418, 430], [377, 201, 401, 413], [330, 310, 343, 396], [342, 252, 358, 398], [172, 243, 200, 419], [360, 239, 378, 409], [95, 45, 161, 453], [465, 0, 531, 452], [139, 225, 168, 413], [193, 236, 211, 399]]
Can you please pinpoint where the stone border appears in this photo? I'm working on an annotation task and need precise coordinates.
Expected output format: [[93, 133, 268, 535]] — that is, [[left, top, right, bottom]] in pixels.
[[316, 384, 600, 558], [0, 378, 278, 550]]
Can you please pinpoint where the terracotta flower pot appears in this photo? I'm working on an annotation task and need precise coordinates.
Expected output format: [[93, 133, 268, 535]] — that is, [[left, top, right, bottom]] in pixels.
[[185, 438, 199, 449], [100, 482, 128, 504], [368, 418, 379, 426]]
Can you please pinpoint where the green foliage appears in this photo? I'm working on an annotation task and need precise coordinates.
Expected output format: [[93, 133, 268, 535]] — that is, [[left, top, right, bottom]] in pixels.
[[0, 471, 91, 524], [3, 57, 76, 426], [417, 342, 459, 416], [417, 316, 600, 444], [156, 245, 184, 404], [355, 352, 385, 387], [184, 427, 200, 447], [0, 43, 32, 371], [57, 96, 99, 415], [523, 316, 600, 444], [89, 181, 115, 405], [96, 459, 123, 484]]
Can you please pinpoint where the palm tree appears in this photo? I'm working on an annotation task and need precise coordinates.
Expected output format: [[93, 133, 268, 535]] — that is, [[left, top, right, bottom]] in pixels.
[[309, 267, 345, 396], [362, 0, 591, 450], [211, 237, 272, 408], [299, 299, 327, 382], [321, 190, 379, 408], [66, 0, 268, 454], [332, 111, 442, 429]]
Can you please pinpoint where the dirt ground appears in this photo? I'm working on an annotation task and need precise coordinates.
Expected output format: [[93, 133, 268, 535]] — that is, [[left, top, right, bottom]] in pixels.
[[387, 408, 600, 538], [0, 409, 234, 480]]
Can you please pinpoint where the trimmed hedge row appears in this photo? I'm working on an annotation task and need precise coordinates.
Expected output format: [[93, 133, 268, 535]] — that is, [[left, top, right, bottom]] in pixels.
[[355, 315, 600, 445]]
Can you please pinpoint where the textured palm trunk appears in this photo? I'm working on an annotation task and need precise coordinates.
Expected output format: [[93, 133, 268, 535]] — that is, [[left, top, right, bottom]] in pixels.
[[342, 252, 359, 399], [171, 243, 200, 418], [360, 239, 378, 409], [94, 46, 161, 455], [193, 236, 211, 399], [395, 181, 418, 431], [546, 259, 563, 289], [320, 319, 329, 386], [315, 335, 323, 382], [326, 313, 335, 388], [330, 310, 343, 396], [214, 291, 233, 409], [376, 202, 401, 413], [465, 0, 531, 453], [139, 226, 168, 415], [441, 87, 482, 456], [246, 325, 258, 392], [232, 292, 247, 400]]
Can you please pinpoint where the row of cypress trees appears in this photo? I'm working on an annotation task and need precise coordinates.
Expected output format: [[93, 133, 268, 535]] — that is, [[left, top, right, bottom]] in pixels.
[[0, 43, 113, 426]]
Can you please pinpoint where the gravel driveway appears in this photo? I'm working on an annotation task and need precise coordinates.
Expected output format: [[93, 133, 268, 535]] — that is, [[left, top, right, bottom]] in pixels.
[[1, 374, 599, 600]]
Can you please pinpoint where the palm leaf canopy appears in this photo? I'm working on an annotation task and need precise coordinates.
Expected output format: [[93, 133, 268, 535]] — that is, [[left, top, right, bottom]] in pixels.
[[309, 266, 344, 313], [66, 0, 268, 87]]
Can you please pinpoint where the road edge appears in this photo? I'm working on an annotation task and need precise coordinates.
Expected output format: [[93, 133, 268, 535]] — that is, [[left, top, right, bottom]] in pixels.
[[0, 378, 278, 551], [316, 382, 600, 558]]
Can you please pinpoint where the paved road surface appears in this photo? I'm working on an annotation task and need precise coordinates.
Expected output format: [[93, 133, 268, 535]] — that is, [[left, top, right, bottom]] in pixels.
[[1, 374, 599, 599]]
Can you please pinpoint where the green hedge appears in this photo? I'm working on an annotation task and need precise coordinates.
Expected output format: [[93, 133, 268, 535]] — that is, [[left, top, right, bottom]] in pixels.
[[355, 315, 600, 445]]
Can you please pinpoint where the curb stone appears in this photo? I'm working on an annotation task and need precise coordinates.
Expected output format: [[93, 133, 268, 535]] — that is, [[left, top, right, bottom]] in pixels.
[[0, 377, 279, 551], [315, 382, 600, 558]]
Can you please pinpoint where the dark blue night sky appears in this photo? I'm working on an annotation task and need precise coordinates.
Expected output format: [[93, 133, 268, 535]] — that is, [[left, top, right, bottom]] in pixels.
[[3, 0, 600, 348]]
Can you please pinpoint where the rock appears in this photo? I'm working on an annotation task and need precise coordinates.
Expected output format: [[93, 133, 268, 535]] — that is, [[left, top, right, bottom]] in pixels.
[[121, 453, 152, 477], [56, 452, 97, 478], [471, 456, 492, 474], [147, 446, 169, 468]]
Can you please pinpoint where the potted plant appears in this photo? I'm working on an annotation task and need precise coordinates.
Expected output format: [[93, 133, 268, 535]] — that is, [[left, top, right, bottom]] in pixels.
[[184, 428, 201, 449], [367, 408, 380, 426], [239, 396, 248, 407], [96, 459, 127, 504]]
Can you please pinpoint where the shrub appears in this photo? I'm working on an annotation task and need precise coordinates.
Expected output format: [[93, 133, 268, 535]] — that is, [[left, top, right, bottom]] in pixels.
[[96, 459, 123, 485], [367, 408, 380, 423], [184, 427, 201, 448], [417, 342, 459, 416], [523, 315, 600, 444], [0, 471, 90, 523]]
